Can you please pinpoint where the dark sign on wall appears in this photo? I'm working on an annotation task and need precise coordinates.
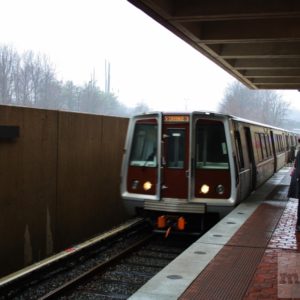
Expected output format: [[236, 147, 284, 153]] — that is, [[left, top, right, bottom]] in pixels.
[[0, 125, 19, 140]]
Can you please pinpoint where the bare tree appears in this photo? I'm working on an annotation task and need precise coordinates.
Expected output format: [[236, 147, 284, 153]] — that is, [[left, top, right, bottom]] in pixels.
[[30, 53, 43, 105], [12, 55, 21, 105], [219, 81, 290, 127], [38, 57, 60, 109], [18, 51, 34, 106], [0, 44, 149, 117], [259, 90, 289, 126], [0, 45, 18, 104], [60, 81, 80, 111]]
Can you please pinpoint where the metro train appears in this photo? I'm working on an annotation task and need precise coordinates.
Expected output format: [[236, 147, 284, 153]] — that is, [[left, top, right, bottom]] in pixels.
[[121, 112, 297, 233]]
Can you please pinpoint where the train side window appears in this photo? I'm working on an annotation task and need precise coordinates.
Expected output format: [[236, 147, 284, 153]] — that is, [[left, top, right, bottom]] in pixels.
[[277, 135, 280, 151], [195, 121, 229, 169], [234, 131, 244, 169], [264, 134, 268, 157], [290, 136, 294, 147], [265, 134, 271, 157], [275, 134, 280, 152], [279, 135, 282, 152], [166, 128, 185, 168], [279, 135, 282, 151], [270, 135, 274, 153], [129, 123, 157, 167], [254, 133, 263, 162], [284, 135, 287, 151], [260, 133, 267, 159], [286, 135, 289, 150], [279, 135, 283, 152]]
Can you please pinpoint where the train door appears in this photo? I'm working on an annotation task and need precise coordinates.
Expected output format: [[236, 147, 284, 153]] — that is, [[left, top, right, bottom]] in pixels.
[[161, 117, 189, 199], [244, 127, 256, 190]]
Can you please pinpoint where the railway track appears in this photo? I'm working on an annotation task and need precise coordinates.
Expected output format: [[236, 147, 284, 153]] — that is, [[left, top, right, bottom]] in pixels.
[[56, 234, 196, 299], [40, 234, 154, 299], [0, 219, 197, 300]]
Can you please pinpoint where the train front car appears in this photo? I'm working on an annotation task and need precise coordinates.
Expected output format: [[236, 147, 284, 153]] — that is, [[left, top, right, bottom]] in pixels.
[[121, 112, 236, 233]]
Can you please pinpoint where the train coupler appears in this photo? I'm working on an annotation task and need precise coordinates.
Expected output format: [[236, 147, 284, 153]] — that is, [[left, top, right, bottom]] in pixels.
[[156, 215, 186, 237]]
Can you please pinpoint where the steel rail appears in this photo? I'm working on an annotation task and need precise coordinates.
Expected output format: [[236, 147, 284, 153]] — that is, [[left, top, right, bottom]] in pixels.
[[0, 218, 144, 289], [38, 233, 154, 300]]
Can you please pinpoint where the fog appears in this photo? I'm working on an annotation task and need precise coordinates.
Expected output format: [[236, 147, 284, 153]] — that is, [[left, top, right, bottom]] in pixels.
[[0, 0, 299, 113]]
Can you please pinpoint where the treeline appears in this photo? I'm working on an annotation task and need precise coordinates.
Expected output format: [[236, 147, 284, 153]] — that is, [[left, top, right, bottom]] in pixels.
[[218, 81, 290, 128], [0, 45, 149, 116]]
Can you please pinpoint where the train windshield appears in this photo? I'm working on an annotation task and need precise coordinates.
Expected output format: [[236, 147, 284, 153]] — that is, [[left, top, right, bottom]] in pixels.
[[196, 120, 229, 169], [129, 122, 157, 167]]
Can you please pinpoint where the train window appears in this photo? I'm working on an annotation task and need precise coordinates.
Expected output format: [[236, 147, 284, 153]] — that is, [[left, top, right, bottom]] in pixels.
[[259, 133, 267, 159], [286, 135, 289, 150], [278, 135, 283, 152], [274, 135, 278, 152], [265, 134, 271, 157], [234, 131, 244, 169], [290, 136, 294, 147], [279, 135, 282, 151], [195, 121, 229, 169], [166, 128, 185, 168], [283, 135, 287, 150], [276, 135, 281, 152], [129, 123, 157, 167], [254, 133, 263, 162]]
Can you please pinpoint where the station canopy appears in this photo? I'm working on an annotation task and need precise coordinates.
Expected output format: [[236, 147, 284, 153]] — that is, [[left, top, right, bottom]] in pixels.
[[128, 0, 300, 90]]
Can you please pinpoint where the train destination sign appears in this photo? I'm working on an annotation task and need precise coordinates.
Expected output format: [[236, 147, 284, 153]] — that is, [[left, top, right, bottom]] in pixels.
[[164, 115, 190, 122]]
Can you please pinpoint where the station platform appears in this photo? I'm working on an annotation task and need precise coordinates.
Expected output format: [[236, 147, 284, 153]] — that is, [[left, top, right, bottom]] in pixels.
[[129, 167, 300, 300]]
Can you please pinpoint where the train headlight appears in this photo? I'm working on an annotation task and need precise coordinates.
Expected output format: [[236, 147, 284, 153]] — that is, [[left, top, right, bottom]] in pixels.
[[200, 184, 210, 194], [132, 180, 139, 190], [216, 184, 225, 195], [143, 181, 152, 191]]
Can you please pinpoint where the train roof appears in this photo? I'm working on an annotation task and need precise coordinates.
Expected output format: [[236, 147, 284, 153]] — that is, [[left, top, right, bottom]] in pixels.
[[134, 111, 298, 135]]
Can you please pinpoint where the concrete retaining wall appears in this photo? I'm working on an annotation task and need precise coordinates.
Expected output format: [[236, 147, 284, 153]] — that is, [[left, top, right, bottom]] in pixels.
[[0, 105, 129, 277]]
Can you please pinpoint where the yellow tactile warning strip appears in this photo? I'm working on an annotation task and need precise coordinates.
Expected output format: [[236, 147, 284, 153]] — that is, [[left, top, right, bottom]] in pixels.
[[179, 189, 289, 299]]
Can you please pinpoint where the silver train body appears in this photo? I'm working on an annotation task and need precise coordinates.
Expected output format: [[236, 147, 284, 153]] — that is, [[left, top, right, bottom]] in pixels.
[[121, 112, 296, 225]]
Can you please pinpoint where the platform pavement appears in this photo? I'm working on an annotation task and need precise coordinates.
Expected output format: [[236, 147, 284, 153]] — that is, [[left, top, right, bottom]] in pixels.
[[243, 200, 300, 299], [129, 167, 300, 299]]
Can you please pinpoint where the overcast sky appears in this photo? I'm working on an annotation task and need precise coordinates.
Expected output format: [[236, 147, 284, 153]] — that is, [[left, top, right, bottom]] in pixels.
[[1, 0, 299, 111]]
